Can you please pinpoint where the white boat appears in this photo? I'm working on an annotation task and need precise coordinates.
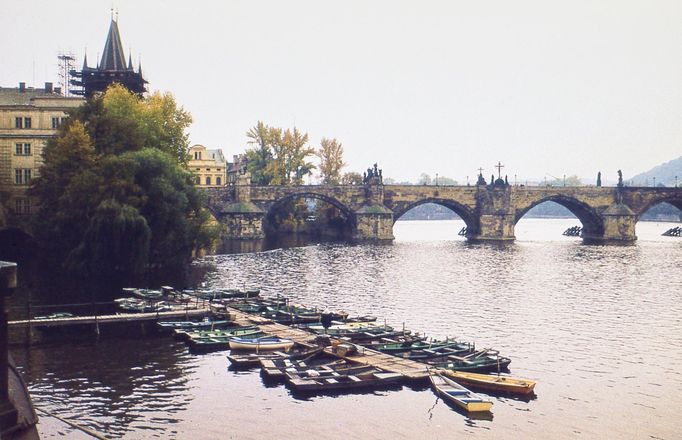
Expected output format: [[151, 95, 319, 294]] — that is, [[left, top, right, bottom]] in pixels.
[[228, 336, 295, 352], [429, 372, 493, 413]]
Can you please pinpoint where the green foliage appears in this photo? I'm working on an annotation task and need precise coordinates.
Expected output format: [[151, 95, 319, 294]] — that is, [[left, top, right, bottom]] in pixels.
[[341, 171, 363, 185], [30, 85, 215, 282], [70, 83, 192, 162], [245, 121, 275, 185], [417, 173, 457, 185], [548, 175, 582, 187], [245, 122, 316, 185]]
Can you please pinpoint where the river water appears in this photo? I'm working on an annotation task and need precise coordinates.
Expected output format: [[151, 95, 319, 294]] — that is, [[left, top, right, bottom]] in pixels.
[[9, 218, 682, 439]]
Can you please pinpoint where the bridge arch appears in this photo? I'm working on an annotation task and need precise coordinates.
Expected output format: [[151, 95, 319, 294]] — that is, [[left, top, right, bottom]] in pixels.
[[630, 195, 682, 219], [515, 195, 604, 237], [264, 191, 356, 237], [393, 198, 478, 231]]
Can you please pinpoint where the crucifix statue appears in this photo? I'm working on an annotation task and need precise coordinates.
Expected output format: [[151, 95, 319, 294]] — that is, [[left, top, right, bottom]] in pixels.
[[495, 161, 505, 180]]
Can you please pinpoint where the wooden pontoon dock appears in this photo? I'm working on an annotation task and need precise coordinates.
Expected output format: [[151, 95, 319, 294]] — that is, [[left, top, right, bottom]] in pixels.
[[8, 308, 210, 329], [227, 308, 429, 380], [9, 301, 430, 380]]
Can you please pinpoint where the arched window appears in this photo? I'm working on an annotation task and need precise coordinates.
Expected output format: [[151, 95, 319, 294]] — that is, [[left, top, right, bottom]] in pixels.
[[216, 177, 222, 185], [206, 176, 211, 185]]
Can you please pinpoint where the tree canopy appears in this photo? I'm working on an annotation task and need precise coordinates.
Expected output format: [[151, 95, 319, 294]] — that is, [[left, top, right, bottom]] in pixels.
[[317, 138, 346, 184], [31, 85, 216, 282], [245, 122, 316, 185]]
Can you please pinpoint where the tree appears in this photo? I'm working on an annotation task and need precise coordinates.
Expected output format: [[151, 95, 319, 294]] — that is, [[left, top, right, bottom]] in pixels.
[[30, 85, 216, 283], [341, 171, 363, 185], [549, 175, 582, 187], [418, 173, 432, 185], [71, 84, 192, 162], [269, 127, 315, 185], [245, 121, 275, 185], [317, 138, 346, 184]]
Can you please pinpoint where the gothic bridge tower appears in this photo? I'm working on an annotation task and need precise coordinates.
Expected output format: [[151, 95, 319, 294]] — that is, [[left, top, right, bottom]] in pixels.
[[70, 16, 147, 97]]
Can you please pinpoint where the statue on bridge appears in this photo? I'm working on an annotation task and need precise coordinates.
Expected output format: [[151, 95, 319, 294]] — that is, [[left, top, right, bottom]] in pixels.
[[617, 170, 623, 188], [363, 163, 383, 184], [597, 171, 602, 187]]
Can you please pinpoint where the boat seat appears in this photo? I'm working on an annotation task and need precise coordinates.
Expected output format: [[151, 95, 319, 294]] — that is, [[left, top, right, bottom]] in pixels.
[[458, 398, 484, 402], [445, 390, 469, 396], [325, 378, 338, 384], [349, 376, 362, 382]]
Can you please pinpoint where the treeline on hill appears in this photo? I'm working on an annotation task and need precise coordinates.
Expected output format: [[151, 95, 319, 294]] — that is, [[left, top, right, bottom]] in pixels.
[[30, 85, 218, 283]]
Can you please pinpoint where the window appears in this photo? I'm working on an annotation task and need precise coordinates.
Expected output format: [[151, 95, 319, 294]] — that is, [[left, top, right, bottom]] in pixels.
[[205, 176, 211, 185], [52, 117, 60, 129], [194, 176, 200, 184], [14, 169, 31, 185], [14, 198, 31, 215], [24, 117, 31, 128], [15, 117, 23, 128], [194, 151, 202, 160], [216, 177, 222, 185], [15, 143, 31, 156]]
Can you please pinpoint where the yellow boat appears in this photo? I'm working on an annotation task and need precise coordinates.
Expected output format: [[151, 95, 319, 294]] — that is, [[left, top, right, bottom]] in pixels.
[[440, 370, 536, 395], [429, 373, 493, 413]]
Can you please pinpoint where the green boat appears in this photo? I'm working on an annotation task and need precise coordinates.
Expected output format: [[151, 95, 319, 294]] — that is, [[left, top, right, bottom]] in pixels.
[[373, 339, 467, 354], [187, 327, 265, 352]]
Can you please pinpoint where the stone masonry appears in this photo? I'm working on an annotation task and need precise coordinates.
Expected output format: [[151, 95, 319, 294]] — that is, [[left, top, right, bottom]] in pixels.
[[203, 176, 682, 244]]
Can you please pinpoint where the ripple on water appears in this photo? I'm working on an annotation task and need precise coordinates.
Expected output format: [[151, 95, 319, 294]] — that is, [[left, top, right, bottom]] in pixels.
[[11, 219, 682, 439]]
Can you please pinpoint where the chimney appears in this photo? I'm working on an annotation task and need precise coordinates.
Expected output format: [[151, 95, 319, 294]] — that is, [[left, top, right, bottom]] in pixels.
[[19, 82, 26, 92], [44, 82, 53, 93]]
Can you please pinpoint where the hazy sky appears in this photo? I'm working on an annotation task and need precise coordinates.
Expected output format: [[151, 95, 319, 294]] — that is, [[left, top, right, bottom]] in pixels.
[[3, 1, 681, 183]]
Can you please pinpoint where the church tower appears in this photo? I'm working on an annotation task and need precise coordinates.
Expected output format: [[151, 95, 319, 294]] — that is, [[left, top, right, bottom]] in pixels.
[[70, 16, 147, 97]]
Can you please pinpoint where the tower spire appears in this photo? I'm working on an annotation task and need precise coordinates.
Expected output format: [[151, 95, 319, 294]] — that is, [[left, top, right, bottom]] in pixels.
[[100, 17, 127, 70]]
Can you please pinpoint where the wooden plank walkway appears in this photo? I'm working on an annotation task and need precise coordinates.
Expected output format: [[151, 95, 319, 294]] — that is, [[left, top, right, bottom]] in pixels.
[[227, 307, 429, 380], [8, 307, 210, 328]]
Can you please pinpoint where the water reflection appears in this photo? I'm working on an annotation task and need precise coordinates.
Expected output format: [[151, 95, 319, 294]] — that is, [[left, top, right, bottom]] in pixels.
[[12, 339, 194, 438]]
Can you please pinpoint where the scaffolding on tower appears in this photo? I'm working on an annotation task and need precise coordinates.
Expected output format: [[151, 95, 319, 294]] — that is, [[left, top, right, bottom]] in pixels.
[[57, 52, 76, 96]]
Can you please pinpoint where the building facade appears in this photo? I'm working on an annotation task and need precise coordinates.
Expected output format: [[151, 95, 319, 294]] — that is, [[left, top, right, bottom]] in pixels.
[[188, 144, 227, 187], [0, 83, 82, 229]]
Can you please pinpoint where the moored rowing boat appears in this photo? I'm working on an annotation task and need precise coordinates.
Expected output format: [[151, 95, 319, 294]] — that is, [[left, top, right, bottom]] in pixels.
[[440, 370, 536, 395], [228, 336, 295, 352], [429, 372, 493, 413]]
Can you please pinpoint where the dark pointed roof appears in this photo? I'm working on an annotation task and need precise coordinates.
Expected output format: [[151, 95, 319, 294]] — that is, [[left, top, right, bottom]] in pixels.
[[100, 19, 127, 70], [70, 15, 147, 97]]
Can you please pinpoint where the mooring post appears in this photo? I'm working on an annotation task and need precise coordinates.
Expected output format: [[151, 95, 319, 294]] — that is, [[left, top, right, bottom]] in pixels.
[[0, 261, 19, 434], [26, 296, 32, 344]]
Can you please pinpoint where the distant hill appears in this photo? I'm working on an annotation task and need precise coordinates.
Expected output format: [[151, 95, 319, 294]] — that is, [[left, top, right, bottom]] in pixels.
[[628, 156, 682, 187]]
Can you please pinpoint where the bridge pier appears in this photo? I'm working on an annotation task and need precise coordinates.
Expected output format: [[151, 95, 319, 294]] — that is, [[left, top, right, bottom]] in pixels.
[[218, 204, 265, 240], [466, 185, 516, 242], [353, 206, 394, 242], [587, 203, 637, 244], [467, 213, 516, 242]]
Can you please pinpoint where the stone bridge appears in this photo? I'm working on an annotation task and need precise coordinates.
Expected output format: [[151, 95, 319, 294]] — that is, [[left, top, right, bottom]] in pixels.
[[203, 176, 682, 244]]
